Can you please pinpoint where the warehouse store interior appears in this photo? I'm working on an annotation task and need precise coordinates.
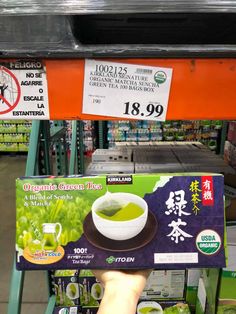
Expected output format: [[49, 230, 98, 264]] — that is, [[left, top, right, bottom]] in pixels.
[[1, 1, 236, 314], [0, 119, 236, 314]]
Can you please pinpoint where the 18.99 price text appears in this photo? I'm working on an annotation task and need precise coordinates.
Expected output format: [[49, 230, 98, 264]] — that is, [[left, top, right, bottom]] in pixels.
[[123, 101, 164, 118]]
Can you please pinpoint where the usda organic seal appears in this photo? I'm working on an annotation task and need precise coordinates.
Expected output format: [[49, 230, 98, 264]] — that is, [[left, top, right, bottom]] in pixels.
[[154, 71, 167, 84], [196, 229, 221, 255]]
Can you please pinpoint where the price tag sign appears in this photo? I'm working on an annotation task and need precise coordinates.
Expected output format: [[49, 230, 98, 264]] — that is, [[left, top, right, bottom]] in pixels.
[[82, 59, 172, 121]]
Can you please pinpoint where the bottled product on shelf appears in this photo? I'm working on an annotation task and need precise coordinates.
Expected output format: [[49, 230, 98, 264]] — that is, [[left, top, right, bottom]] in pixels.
[[107, 120, 163, 147], [0, 120, 31, 152], [107, 120, 222, 152]]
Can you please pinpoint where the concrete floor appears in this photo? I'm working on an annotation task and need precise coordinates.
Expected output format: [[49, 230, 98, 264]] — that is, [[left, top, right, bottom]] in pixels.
[[0, 155, 48, 314]]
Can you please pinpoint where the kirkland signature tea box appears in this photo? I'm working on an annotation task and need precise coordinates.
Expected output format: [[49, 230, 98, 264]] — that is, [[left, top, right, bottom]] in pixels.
[[16, 174, 226, 270]]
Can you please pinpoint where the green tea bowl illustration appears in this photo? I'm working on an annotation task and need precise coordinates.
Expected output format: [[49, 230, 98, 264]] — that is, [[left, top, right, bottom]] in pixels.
[[91, 192, 148, 241]]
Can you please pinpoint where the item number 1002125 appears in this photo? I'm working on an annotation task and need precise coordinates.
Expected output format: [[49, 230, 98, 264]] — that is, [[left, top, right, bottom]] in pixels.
[[123, 101, 164, 118], [95, 64, 128, 75]]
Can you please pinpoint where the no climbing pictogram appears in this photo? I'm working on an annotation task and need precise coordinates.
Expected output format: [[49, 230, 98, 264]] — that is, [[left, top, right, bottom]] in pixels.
[[0, 66, 21, 115]]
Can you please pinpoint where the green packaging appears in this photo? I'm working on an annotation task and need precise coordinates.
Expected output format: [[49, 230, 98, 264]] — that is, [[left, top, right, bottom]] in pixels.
[[217, 226, 236, 314], [53, 269, 80, 307], [79, 270, 103, 308], [15, 173, 226, 270]]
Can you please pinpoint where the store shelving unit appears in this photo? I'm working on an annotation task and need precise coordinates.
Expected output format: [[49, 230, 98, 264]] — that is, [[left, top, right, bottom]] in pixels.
[[106, 120, 224, 153], [8, 120, 83, 314], [2, 1, 236, 59], [0, 120, 31, 152], [1, 1, 236, 313]]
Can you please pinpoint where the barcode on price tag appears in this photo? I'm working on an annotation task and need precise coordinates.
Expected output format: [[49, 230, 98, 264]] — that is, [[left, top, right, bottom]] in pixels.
[[82, 59, 173, 121]]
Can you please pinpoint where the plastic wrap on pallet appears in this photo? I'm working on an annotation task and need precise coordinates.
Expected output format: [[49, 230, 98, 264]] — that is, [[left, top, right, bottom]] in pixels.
[[2, 14, 236, 57], [2, 3, 236, 57], [0, 15, 75, 51], [1, 0, 236, 15]]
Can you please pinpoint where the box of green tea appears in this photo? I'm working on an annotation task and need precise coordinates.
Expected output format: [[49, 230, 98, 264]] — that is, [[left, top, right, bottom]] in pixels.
[[16, 174, 226, 270], [79, 270, 103, 307], [137, 301, 191, 314], [53, 269, 80, 307]]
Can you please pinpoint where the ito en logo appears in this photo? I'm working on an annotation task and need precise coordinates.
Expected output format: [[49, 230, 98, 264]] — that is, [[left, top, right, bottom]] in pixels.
[[196, 229, 222, 255], [106, 256, 116, 264], [154, 71, 167, 85]]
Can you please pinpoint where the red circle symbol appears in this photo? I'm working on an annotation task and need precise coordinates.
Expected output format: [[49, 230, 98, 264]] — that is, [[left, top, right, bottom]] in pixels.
[[0, 66, 21, 114]]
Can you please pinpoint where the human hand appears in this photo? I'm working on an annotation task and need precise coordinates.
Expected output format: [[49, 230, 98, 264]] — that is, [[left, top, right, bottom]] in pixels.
[[93, 269, 152, 300], [92, 269, 152, 314]]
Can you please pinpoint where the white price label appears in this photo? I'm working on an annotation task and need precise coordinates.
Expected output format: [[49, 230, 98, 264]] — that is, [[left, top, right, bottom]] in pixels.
[[82, 59, 173, 121], [0, 61, 49, 119]]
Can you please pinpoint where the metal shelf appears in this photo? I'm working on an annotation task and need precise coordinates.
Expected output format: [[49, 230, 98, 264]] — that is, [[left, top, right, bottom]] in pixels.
[[2, 12, 236, 58], [8, 120, 84, 314], [1, 0, 236, 15], [4, 44, 236, 59], [22, 58, 236, 121]]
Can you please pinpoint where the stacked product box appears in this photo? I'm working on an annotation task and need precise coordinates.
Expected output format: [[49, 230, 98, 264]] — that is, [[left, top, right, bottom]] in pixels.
[[140, 270, 186, 301], [53, 269, 103, 314], [86, 161, 135, 175], [217, 225, 236, 314], [138, 270, 193, 314], [87, 143, 234, 175], [86, 147, 134, 175], [137, 301, 191, 314], [53, 270, 80, 307], [224, 174, 236, 221], [15, 172, 227, 312], [224, 121, 236, 170], [53, 269, 190, 314], [79, 270, 103, 314], [92, 148, 132, 162], [196, 225, 236, 314]]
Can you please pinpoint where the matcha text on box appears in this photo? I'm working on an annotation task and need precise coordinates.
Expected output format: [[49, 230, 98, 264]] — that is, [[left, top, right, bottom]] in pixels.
[[16, 174, 226, 270]]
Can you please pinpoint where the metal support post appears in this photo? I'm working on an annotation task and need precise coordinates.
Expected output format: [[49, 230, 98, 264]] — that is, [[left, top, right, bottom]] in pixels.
[[98, 121, 105, 149]]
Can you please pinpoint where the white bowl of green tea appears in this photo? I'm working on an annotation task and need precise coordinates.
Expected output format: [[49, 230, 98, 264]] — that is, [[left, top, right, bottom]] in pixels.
[[91, 192, 148, 241], [137, 301, 163, 314], [66, 283, 79, 300], [91, 283, 104, 300]]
